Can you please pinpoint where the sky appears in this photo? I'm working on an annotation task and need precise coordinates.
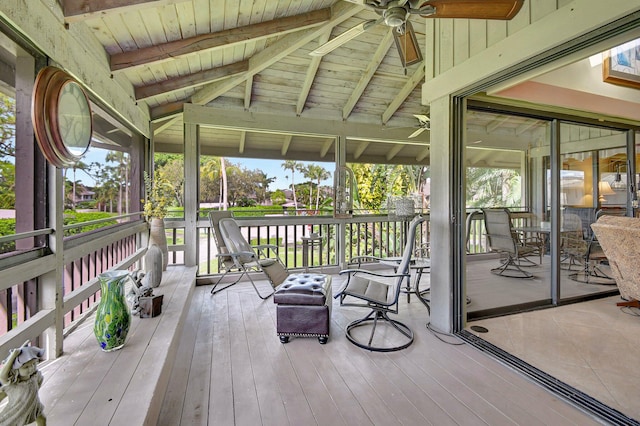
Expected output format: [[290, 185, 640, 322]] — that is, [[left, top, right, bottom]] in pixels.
[[77, 147, 334, 192]]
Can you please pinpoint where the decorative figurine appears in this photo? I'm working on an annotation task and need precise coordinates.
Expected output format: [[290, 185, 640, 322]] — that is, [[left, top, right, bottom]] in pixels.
[[0, 341, 46, 426]]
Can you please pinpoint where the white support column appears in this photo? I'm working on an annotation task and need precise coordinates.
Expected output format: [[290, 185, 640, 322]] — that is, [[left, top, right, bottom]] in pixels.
[[428, 96, 455, 333], [335, 135, 347, 269], [183, 122, 198, 266], [43, 165, 64, 358]]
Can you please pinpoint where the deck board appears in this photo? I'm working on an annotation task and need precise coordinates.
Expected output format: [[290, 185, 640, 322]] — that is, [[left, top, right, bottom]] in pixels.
[[161, 276, 603, 426]]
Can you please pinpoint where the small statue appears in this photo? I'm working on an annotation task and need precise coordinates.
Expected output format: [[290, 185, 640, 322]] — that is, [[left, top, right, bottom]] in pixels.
[[0, 341, 46, 426], [126, 270, 155, 316]]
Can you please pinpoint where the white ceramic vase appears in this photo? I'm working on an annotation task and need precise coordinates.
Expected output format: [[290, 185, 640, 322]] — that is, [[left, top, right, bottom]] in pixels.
[[149, 218, 168, 271]]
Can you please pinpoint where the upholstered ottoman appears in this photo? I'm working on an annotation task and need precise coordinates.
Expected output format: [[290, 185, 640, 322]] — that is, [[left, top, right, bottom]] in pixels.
[[273, 273, 332, 344]]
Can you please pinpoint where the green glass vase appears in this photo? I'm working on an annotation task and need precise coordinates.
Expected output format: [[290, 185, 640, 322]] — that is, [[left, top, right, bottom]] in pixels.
[[94, 270, 132, 352]]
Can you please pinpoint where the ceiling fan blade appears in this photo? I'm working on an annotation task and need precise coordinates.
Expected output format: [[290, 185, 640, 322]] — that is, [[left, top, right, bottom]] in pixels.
[[309, 19, 379, 57], [408, 127, 427, 138], [414, 114, 430, 122], [392, 21, 423, 67], [420, 0, 524, 20]]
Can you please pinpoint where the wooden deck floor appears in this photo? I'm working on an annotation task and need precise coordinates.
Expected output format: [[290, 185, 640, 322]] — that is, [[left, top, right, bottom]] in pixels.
[[159, 276, 601, 426]]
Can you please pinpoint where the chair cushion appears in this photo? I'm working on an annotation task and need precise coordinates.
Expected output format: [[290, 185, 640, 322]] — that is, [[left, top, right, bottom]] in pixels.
[[342, 275, 393, 305], [274, 274, 331, 306]]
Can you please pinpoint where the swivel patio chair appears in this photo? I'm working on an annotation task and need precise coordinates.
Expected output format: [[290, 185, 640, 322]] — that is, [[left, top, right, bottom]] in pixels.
[[482, 208, 539, 279], [217, 217, 289, 299], [335, 215, 425, 352]]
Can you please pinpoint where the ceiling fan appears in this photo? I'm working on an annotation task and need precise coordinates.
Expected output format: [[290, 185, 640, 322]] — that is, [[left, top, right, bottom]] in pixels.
[[408, 114, 430, 138], [310, 0, 524, 67], [383, 114, 431, 138]]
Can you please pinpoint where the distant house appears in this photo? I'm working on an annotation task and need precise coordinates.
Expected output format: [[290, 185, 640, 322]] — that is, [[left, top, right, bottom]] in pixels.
[[73, 187, 95, 203]]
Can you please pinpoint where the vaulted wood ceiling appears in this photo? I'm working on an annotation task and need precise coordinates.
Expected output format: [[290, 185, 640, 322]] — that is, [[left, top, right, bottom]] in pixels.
[[56, 0, 436, 164], [51, 0, 552, 167]]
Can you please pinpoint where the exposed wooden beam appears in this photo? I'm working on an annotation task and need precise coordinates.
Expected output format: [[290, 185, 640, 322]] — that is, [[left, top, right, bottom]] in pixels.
[[381, 62, 425, 124], [343, 31, 393, 120], [135, 61, 248, 100], [320, 139, 333, 158], [244, 76, 253, 110], [487, 115, 510, 132], [515, 119, 538, 135], [183, 104, 413, 143], [153, 116, 179, 136], [386, 144, 404, 161], [416, 146, 430, 162], [110, 8, 331, 72], [191, 2, 362, 105], [353, 141, 370, 160], [297, 30, 332, 116], [151, 101, 185, 122], [62, 0, 191, 23], [281, 135, 293, 156], [239, 132, 246, 154]]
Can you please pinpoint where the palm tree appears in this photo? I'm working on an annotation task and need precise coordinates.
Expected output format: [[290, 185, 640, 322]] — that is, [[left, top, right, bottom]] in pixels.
[[306, 164, 331, 211], [201, 157, 228, 210], [281, 160, 300, 213]]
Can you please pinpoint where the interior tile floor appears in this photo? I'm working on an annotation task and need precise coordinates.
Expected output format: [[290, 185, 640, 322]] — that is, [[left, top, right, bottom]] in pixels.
[[467, 295, 640, 421]]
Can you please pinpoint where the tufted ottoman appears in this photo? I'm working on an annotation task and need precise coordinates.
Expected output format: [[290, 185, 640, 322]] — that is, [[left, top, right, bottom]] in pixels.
[[273, 273, 332, 344]]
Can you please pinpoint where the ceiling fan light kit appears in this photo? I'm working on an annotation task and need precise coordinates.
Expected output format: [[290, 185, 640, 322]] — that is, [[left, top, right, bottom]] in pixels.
[[313, 0, 522, 69]]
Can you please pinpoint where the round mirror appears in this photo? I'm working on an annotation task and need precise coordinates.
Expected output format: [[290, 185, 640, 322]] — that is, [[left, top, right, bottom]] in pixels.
[[32, 67, 93, 167]]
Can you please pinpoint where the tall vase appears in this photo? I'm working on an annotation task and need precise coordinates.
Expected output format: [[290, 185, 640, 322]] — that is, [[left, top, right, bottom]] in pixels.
[[149, 218, 168, 271], [94, 270, 132, 352]]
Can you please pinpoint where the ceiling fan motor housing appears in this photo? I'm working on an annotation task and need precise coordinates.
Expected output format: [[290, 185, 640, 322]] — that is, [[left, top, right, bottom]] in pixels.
[[383, 7, 409, 27]]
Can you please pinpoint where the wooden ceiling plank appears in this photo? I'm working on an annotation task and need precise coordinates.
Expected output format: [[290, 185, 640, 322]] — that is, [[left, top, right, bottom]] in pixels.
[[381, 63, 425, 124], [110, 8, 331, 71], [343, 31, 394, 120], [62, 0, 191, 23], [320, 139, 333, 158], [135, 60, 248, 100], [281, 135, 293, 156], [191, 2, 362, 105], [296, 29, 332, 116]]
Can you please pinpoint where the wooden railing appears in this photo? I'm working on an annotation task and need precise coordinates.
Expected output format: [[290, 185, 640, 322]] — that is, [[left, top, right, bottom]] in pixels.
[[192, 213, 432, 276], [0, 217, 147, 361]]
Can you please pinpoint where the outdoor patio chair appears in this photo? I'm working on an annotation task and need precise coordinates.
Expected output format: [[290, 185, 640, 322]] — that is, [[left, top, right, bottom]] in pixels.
[[209, 210, 241, 295], [335, 215, 425, 352], [560, 212, 586, 271], [568, 208, 622, 285], [482, 208, 539, 279], [218, 217, 289, 299]]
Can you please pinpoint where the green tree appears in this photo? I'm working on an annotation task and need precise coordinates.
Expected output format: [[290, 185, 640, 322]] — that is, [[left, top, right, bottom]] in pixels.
[[466, 167, 521, 208], [0, 94, 15, 160], [281, 160, 300, 212], [306, 164, 331, 211], [0, 161, 15, 208], [271, 189, 286, 205], [156, 156, 184, 207]]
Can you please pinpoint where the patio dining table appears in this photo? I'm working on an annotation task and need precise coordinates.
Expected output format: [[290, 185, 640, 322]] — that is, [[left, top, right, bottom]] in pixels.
[[379, 256, 431, 311]]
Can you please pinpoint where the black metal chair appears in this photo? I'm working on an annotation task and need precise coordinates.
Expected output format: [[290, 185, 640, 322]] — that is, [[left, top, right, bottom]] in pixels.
[[335, 215, 425, 352], [482, 208, 539, 279]]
